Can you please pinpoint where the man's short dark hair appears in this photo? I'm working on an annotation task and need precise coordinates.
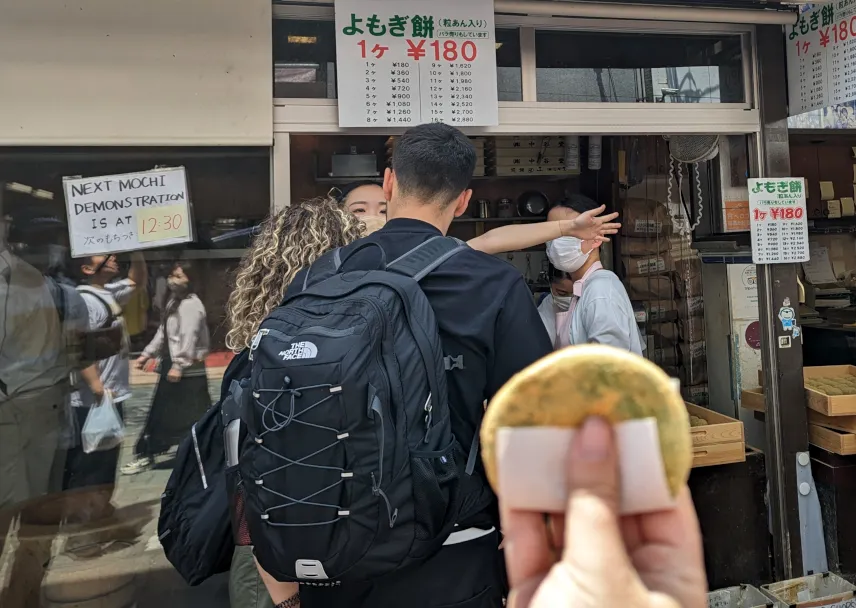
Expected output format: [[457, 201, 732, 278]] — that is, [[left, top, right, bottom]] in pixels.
[[391, 123, 475, 208], [551, 193, 600, 215]]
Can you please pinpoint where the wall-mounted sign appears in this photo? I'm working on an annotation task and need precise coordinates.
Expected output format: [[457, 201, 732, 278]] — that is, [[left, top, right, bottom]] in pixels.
[[748, 178, 810, 265], [63, 167, 193, 258], [334, 0, 498, 128], [787, 1, 856, 116]]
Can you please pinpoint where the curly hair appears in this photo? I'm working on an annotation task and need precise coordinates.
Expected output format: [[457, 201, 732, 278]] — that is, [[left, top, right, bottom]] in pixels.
[[225, 197, 364, 352]]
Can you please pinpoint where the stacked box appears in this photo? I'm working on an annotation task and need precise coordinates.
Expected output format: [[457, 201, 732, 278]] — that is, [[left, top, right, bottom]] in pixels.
[[486, 136, 579, 177], [671, 245, 708, 402]]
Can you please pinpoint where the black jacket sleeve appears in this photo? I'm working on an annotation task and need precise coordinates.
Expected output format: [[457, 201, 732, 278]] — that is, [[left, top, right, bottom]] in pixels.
[[486, 276, 553, 399]]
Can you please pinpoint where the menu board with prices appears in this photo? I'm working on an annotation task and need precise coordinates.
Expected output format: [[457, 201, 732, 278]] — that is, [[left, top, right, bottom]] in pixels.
[[748, 178, 810, 265], [787, 1, 856, 115], [334, 0, 498, 128]]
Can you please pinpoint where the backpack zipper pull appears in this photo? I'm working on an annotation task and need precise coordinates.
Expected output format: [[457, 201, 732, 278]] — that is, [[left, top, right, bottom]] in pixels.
[[371, 473, 398, 528], [249, 329, 268, 361], [423, 393, 433, 443]]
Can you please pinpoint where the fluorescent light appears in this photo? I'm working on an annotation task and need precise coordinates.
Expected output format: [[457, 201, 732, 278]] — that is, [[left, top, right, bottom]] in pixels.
[[288, 35, 317, 44], [495, 42, 503, 50], [32, 189, 54, 200], [5, 182, 32, 194]]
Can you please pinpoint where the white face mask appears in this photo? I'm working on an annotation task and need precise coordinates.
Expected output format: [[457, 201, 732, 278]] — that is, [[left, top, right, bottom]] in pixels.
[[546, 237, 590, 274], [552, 294, 572, 312]]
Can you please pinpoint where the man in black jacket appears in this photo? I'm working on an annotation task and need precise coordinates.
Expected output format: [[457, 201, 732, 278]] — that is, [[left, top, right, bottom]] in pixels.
[[290, 123, 552, 608]]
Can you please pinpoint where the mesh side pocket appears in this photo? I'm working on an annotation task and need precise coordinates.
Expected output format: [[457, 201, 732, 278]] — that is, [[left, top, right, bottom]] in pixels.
[[226, 466, 252, 546], [410, 442, 458, 541]]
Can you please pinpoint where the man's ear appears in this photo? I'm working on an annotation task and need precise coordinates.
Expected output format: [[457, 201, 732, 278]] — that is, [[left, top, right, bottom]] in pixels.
[[383, 168, 394, 202], [453, 189, 473, 218], [80, 261, 95, 276]]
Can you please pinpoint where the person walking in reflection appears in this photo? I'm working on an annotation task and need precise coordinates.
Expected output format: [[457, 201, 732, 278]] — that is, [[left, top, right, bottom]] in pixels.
[[124, 260, 211, 475]]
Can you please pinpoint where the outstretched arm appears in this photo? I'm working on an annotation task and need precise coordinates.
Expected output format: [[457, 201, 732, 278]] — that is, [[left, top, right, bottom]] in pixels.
[[467, 206, 620, 255]]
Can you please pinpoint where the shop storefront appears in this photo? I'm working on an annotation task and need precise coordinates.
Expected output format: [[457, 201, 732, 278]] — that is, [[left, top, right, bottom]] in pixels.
[[3, 0, 837, 606]]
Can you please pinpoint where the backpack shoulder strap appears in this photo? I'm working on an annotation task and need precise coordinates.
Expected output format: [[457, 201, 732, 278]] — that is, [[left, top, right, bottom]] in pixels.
[[77, 286, 118, 327], [387, 236, 467, 282], [300, 250, 340, 292], [45, 277, 67, 324]]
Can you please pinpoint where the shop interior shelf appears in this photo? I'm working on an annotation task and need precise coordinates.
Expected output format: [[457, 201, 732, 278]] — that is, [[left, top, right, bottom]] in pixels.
[[808, 218, 856, 234]]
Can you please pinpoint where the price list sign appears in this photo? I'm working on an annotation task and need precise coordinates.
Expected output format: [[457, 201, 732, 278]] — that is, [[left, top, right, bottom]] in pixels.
[[63, 167, 193, 258], [748, 178, 810, 265], [787, 1, 856, 115], [334, 0, 498, 128]]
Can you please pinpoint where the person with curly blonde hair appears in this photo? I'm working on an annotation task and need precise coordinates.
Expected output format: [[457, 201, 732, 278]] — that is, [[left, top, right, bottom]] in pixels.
[[225, 196, 361, 608], [225, 197, 364, 354]]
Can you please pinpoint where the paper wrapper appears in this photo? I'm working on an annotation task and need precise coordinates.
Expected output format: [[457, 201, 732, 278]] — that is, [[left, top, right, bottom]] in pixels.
[[496, 418, 675, 515]]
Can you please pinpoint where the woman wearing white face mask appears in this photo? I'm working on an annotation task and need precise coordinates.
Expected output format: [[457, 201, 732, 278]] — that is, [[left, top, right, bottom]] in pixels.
[[538, 195, 644, 355], [336, 182, 621, 251]]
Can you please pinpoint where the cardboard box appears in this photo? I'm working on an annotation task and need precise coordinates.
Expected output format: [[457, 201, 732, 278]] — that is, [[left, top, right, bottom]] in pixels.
[[678, 295, 705, 319], [762, 572, 855, 607], [634, 299, 677, 324], [620, 198, 672, 238], [679, 316, 706, 342], [620, 236, 670, 256], [621, 253, 675, 278], [683, 383, 710, 406], [626, 276, 674, 300]]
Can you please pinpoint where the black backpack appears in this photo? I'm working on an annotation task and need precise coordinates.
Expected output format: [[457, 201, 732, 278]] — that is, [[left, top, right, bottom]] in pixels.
[[242, 236, 484, 585], [157, 350, 249, 586]]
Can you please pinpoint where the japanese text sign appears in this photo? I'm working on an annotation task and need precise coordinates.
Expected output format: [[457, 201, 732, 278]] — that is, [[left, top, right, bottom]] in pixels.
[[63, 167, 194, 258], [334, 0, 498, 128], [748, 178, 810, 265], [787, 1, 856, 115]]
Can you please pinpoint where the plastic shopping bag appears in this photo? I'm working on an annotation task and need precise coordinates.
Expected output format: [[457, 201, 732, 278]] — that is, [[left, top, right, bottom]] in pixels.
[[81, 392, 125, 454]]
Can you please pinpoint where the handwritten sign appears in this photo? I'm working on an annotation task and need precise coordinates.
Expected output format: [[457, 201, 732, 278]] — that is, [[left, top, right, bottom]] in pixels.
[[748, 178, 810, 265], [334, 0, 498, 127], [787, 1, 856, 115], [63, 167, 193, 257]]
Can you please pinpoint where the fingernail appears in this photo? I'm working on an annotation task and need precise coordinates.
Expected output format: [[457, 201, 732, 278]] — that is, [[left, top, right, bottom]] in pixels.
[[577, 417, 611, 461]]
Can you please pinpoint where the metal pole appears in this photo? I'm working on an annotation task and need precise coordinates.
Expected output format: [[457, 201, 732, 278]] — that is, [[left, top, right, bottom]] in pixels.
[[754, 24, 808, 580]]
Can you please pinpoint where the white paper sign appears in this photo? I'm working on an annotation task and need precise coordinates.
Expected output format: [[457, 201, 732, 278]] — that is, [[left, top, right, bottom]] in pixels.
[[803, 244, 839, 284], [496, 419, 675, 516], [334, 0, 498, 128], [748, 178, 810, 265], [787, 1, 856, 115], [63, 167, 193, 258]]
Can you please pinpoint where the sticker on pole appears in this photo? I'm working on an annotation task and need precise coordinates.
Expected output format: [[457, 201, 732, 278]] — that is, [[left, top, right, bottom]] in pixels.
[[748, 177, 809, 265], [63, 167, 194, 257]]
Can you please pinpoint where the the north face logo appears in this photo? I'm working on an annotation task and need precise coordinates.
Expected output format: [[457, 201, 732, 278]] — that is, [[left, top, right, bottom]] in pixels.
[[279, 341, 318, 361]]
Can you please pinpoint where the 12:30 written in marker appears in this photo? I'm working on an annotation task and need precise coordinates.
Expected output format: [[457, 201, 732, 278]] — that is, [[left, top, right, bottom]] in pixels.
[[136, 204, 190, 243]]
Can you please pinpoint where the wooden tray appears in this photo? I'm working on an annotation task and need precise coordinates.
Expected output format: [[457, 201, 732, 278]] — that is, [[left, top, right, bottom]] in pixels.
[[808, 409, 856, 434], [755, 366, 856, 416], [809, 424, 856, 456], [804, 365, 856, 417], [687, 403, 746, 468], [740, 388, 766, 413]]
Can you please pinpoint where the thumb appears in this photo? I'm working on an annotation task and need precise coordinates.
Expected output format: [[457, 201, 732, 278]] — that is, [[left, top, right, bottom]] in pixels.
[[561, 417, 625, 566]]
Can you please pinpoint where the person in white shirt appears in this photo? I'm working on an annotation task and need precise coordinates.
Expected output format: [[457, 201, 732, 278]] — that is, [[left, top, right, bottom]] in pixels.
[[538, 195, 644, 355], [62, 251, 147, 523]]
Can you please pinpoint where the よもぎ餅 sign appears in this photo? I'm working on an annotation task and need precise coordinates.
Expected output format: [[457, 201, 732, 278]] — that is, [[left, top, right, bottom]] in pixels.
[[63, 167, 193, 258]]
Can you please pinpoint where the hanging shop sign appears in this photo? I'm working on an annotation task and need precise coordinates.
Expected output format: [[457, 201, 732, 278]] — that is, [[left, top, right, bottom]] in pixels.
[[63, 167, 193, 258], [334, 0, 499, 128], [748, 178, 810, 265], [787, 1, 856, 116]]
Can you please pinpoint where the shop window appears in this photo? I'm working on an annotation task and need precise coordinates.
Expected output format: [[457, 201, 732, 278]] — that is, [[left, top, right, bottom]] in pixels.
[[535, 31, 745, 104], [274, 19, 339, 99], [496, 28, 523, 102], [0, 147, 268, 607], [273, 20, 522, 102]]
